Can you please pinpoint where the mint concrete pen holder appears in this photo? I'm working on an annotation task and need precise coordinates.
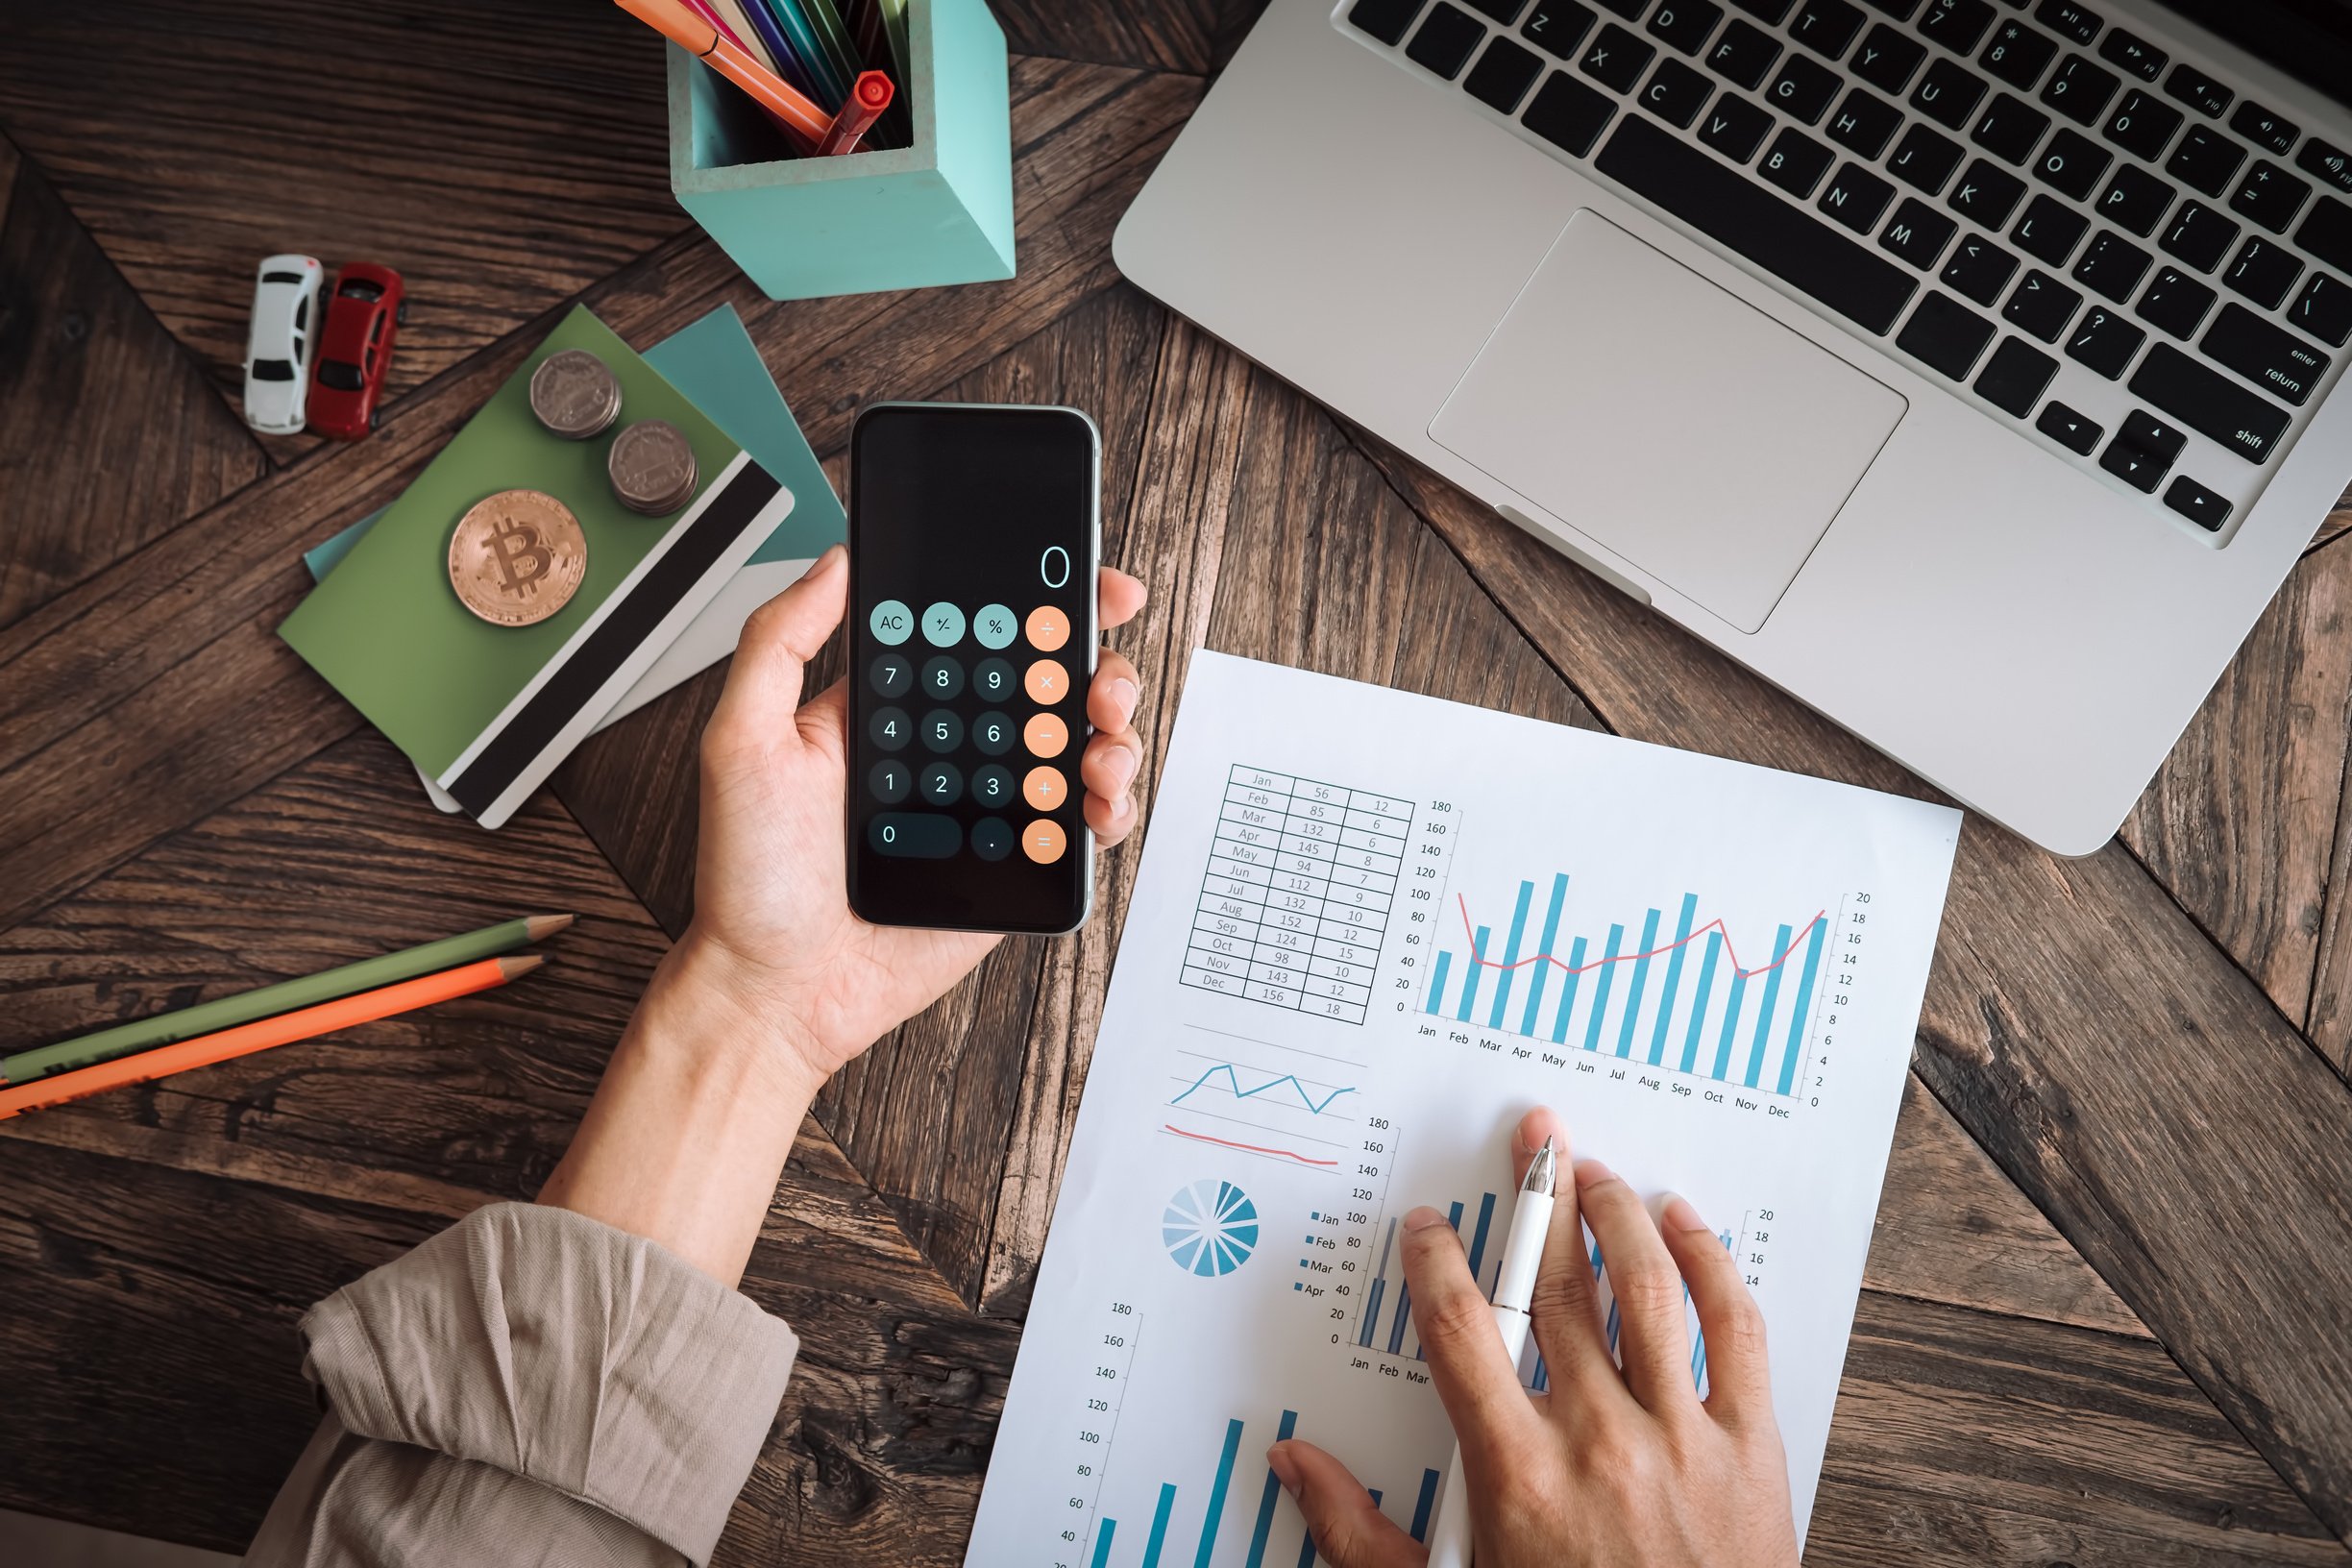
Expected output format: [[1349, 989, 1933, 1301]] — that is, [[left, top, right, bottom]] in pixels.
[[666, 0, 1016, 301]]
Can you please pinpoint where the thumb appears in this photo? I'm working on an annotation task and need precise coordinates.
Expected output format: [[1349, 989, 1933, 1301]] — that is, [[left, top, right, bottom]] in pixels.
[[1269, 1441, 1427, 1568], [708, 546, 847, 746]]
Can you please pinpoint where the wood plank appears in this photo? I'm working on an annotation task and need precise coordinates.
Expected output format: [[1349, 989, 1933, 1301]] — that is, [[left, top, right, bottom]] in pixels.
[[0, 0, 689, 444], [1357, 423, 2352, 1537], [2120, 535, 2352, 1036], [990, 0, 1217, 72], [0, 139, 265, 630], [2311, 479, 2352, 549]]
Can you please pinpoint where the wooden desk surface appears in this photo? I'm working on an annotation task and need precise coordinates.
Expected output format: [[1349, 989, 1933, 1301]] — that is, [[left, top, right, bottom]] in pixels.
[[3, 2, 2351, 1561]]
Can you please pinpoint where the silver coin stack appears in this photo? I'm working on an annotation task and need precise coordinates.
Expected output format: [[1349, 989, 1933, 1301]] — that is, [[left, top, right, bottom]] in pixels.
[[607, 419, 699, 516], [528, 350, 623, 440]]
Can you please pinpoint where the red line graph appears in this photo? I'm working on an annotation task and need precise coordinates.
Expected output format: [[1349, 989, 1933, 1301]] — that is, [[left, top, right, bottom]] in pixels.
[[1456, 895, 1825, 981], [1163, 1123, 1340, 1167]]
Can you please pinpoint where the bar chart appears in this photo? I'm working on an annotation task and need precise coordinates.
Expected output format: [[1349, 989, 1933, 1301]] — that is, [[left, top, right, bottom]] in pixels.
[[1351, 1189, 1507, 1361], [1423, 871, 1834, 1099]]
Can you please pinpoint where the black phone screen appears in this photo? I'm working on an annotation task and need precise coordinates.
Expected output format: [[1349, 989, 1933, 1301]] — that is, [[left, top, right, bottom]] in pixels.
[[846, 404, 1100, 933]]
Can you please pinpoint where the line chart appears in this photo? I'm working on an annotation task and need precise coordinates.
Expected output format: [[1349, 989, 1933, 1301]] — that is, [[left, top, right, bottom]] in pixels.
[[1161, 1124, 1342, 1167], [1454, 894, 1825, 982], [1170, 1062, 1360, 1116]]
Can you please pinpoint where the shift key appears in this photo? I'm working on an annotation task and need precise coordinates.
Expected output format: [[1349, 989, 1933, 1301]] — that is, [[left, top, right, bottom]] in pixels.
[[2201, 303, 2332, 405], [2128, 343, 2292, 461]]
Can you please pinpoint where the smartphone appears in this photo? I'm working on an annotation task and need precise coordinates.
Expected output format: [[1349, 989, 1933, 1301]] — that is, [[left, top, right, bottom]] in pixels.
[[846, 403, 1101, 934]]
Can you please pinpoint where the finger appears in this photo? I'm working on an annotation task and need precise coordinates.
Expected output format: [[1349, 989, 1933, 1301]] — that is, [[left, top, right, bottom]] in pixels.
[[1517, 1118, 1623, 1416], [1510, 1105, 1564, 1188], [1400, 1207, 1542, 1468], [1268, 1442, 1427, 1568], [1087, 649, 1141, 735], [1659, 1193, 1772, 1427], [1098, 566, 1147, 629], [707, 547, 846, 747], [1080, 727, 1142, 804], [1084, 784, 1139, 846], [1577, 1161, 1697, 1415]]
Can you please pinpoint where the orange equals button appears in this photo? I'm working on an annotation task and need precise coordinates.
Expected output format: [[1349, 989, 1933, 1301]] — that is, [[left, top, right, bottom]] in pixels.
[[1021, 819, 1067, 864]]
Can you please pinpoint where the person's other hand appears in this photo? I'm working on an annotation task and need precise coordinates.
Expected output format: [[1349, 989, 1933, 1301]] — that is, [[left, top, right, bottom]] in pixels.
[[680, 545, 1150, 1081], [1268, 1107, 1799, 1568]]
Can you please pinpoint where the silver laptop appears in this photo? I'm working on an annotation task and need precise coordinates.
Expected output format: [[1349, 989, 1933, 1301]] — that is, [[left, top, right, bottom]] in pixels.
[[1115, 0, 2352, 853]]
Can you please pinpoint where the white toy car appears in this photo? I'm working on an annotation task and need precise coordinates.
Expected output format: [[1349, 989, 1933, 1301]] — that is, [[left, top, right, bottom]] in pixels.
[[241, 254, 324, 434]]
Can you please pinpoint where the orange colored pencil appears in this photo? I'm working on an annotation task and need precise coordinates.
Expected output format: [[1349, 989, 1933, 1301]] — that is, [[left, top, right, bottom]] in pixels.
[[0, 955, 543, 1121], [614, 0, 832, 146]]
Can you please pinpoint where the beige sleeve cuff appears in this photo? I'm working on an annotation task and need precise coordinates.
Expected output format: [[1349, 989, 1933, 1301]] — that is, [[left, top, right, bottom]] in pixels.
[[299, 1202, 797, 1565]]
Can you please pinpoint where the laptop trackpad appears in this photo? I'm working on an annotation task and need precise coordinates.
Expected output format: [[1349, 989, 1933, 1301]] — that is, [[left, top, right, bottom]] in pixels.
[[1429, 210, 1906, 633]]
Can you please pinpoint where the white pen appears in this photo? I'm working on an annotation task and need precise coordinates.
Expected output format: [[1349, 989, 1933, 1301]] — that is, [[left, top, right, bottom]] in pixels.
[[1427, 1135, 1556, 1568]]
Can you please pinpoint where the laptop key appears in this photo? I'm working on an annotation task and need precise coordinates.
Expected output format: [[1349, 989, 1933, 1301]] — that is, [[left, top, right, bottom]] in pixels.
[[1730, 0, 1795, 19], [1639, 58, 1716, 127], [1467, 36, 1548, 111], [1971, 93, 2051, 166], [2040, 54, 2119, 127], [2098, 432, 2169, 492], [1974, 335, 2060, 414], [1942, 232, 2020, 304], [2229, 161, 2313, 234], [2201, 302, 2331, 406], [1980, 23, 2057, 92], [1596, 0, 1644, 14], [2230, 102, 2299, 158], [1704, 18, 1782, 88], [1852, 23, 1925, 94], [1888, 123, 1965, 194], [1593, 114, 1921, 331], [1350, 0, 1431, 45], [1910, 58, 1988, 131], [1789, 0, 1867, 60], [2300, 197, 2352, 275], [1898, 290, 1998, 379], [2035, 1, 2100, 46], [2135, 266, 2216, 339], [2120, 408, 2186, 465], [1524, 1, 1601, 56], [1580, 23, 1654, 90], [2097, 28, 2164, 83], [2162, 63, 2230, 120], [1767, 54, 1843, 124], [2225, 238, 2303, 310], [2293, 272, 2352, 348], [2165, 126, 2244, 200], [2072, 231, 2151, 303], [1947, 156, 2025, 224], [1647, 0, 1725, 55], [1523, 70, 1618, 154], [2160, 200, 2239, 274], [1759, 125, 1838, 196], [2005, 268, 2084, 341], [1860, 0, 1921, 17], [2036, 400, 2103, 453], [2128, 344, 2292, 461], [2013, 193, 2090, 265], [2066, 304, 2145, 379], [2034, 128, 2110, 202], [1699, 93, 1776, 160], [1916, 0, 1995, 56], [1408, 4, 1489, 78], [1827, 88, 1903, 158], [1467, 0, 1532, 18], [2095, 164, 2174, 237], [1880, 198, 1958, 267], [2100, 91, 2181, 163], [1821, 162, 1899, 233], [2302, 139, 2352, 197], [2163, 475, 2231, 530]]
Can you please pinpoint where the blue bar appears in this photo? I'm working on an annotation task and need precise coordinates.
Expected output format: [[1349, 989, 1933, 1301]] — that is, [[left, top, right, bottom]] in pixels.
[[1360, 1218, 1396, 1348], [1550, 936, 1587, 1043], [1518, 874, 1569, 1037], [1531, 1354, 1549, 1393], [1488, 881, 1535, 1030], [1679, 930, 1721, 1074], [1410, 1468, 1441, 1542], [1195, 1419, 1245, 1566], [1582, 924, 1625, 1052], [1245, 1410, 1299, 1568], [1614, 908, 1662, 1057], [1776, 919, 1828, 1095], [1386, 1281, 1413, 1357], [1143, 1483, 1178, 1568], [1296, 1525, 1317, 1568], [1744, 923, 1796, 1089], [1649, 894, 1698, 1066], [1712, 966, 1748, 1080], [1455, 927, 1490, 1024], [1091, 1519, 1117, 1568], [1425, 950, 1453, 1017], [1464, 1190, 1498, 1286]]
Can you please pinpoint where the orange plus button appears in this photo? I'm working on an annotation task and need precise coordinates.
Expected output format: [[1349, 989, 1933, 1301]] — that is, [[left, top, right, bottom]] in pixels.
[[1025, 604, 1070, 651], [1023, 712, 1069, 758], [1023, 766, 1067, 811], [1025, 658, 1068, 704], [1021, 818, 1068, 864]]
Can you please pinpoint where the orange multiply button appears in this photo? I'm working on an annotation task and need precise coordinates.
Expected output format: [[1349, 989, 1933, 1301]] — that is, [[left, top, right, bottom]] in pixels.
[[1023, 766, 1066, 811], [1021, 819, 1067, 864], [1025, 658, 1068, 704], [1025, 604, 1070, 651], [1023, 712, 1069, 757]]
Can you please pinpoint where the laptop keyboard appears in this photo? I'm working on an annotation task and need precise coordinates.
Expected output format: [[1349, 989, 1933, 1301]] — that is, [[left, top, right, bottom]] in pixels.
[[1338, 0, 2352, 540]]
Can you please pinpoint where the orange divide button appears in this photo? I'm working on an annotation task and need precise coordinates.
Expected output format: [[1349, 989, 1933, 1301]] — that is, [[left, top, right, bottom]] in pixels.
[[1021, 819, 1067, 864], [1024, 712, 1069, 757], [1026, 604, 1069, 651]]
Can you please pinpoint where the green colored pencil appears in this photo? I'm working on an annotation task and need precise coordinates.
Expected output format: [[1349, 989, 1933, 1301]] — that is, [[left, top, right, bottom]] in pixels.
[[0, 915, 573, 1085]]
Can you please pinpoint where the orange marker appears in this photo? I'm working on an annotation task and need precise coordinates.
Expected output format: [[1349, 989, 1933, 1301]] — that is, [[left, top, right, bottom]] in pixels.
[[614, 0, 832, 147], [819, 70, 895, 157], [0, 955, 543, 1121]]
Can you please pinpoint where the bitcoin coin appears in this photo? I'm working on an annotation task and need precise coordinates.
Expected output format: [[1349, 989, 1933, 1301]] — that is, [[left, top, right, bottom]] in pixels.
[[448, 489, 589, 626], [528, 350, 622, 439], [608, 419, 699, 515]]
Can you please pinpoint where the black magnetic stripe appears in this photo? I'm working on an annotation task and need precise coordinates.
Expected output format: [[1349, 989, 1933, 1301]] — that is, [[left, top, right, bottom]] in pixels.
[[448, 462, 781, 817]]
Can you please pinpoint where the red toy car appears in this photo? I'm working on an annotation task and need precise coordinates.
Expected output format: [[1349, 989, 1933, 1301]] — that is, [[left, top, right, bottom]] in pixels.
[[306, 262, 404, 439]]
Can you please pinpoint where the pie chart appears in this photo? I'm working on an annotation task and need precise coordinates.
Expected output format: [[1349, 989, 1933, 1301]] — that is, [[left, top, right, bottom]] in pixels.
[[1163, 1179, 1260, 1277]]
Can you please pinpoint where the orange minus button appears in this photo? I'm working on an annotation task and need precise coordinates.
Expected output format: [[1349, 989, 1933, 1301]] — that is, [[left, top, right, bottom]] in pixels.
[[1021, 818, 1067, 864], [1023, 766, 1066, 811], [1025, 658, 1068, 704], [1023, 712, 1068, 757]]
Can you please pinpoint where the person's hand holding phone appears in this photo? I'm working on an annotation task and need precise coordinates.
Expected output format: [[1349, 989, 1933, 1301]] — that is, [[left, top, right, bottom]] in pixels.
[[1269, 1108, 1800, 1568]]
